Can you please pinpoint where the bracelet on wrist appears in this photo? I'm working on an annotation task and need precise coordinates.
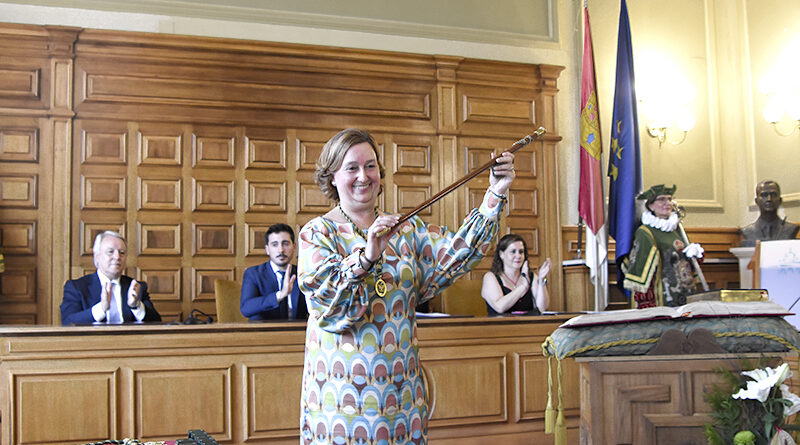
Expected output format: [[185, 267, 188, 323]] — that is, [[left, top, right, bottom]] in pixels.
[[488, 188, 507, 201], [358, 248, 375, 271]]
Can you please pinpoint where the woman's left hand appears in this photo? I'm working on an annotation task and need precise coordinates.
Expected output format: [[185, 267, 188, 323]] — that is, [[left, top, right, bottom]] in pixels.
[[538, 258, 551, 280], [489, 151, 515, 196]]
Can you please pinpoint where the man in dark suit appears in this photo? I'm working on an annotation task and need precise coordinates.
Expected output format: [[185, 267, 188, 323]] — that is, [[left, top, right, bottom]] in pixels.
[[240, 223, 308, 320], [61, 231, 161, 325]]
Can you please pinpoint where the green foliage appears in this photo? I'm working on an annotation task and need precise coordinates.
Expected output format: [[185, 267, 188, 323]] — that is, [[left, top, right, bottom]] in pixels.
[[703, 358, 785, 445]]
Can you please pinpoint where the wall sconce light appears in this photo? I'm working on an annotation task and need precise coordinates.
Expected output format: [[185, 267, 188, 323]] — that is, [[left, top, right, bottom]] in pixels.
[[643, 104, 696, 147], [759, 37, 800, 136], [636, 51, 696, 148]]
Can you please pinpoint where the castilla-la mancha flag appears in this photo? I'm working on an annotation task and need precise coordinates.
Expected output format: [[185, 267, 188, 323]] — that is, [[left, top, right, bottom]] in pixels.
[[578, 4, 604, 235], [578, 2, 608, 314]]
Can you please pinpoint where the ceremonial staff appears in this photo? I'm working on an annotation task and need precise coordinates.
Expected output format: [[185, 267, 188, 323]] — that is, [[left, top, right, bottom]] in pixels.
[[378, 127, 547, 236], [674, 203, 710, 291]]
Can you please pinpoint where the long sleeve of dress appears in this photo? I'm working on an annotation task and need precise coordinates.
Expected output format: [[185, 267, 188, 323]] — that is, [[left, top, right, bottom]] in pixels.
[[298, 189, 505, 333]]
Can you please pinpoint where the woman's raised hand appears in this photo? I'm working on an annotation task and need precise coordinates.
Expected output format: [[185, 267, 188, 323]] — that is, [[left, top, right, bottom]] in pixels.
[[364, 214, 400, 262], [489, 151, 516, 196]]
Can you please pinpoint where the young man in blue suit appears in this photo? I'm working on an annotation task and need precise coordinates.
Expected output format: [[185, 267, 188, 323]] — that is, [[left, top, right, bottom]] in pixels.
[[60, 231, 162, 325], [240, 223, 308, 320]]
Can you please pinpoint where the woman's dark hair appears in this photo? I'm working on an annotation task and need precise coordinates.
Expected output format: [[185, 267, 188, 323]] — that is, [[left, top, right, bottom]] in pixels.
[[490, 233, 528, 274]]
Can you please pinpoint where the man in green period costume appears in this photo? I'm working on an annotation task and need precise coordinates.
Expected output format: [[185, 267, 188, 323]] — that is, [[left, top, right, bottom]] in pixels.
[[622, 184, 705, 308]]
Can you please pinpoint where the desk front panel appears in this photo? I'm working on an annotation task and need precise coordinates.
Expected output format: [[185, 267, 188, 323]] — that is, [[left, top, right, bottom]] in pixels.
[[0, 318, 576, 445]]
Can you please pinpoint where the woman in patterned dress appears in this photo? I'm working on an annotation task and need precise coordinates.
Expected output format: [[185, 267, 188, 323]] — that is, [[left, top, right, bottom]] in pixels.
[[297, 128, 516, 444]]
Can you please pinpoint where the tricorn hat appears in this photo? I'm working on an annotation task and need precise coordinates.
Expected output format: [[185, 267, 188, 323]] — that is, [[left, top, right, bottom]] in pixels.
[[636, 184, 677, 204]]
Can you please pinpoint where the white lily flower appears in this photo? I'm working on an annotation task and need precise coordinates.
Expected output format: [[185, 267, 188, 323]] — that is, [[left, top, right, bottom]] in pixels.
[[780, 384, 800, 417], [734, 364, 791, 403]]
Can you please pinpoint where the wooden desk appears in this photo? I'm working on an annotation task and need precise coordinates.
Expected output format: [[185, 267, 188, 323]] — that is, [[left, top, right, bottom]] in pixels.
[[0, 317, 578, 445]]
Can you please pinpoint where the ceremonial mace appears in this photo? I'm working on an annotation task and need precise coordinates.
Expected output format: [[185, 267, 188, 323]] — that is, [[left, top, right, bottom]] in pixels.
[[674, 203, 710, 292], [378, 127, 547, 236]]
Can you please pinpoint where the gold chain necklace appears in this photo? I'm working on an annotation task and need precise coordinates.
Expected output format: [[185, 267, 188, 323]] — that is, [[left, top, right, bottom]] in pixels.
[[337, 203, 387, 297]]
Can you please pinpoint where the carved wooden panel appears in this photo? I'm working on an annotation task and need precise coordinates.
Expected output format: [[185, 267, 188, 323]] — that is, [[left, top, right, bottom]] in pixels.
[[135, 368, 231, 441], [394, 140, 431, 175], [245, 362, 305, 439], [193, 268, 234, 302], [245, 223, 271, 257], [395, 185, 433, 216], [297, 138, 325, 171], [426, 355, 507, 426], [81, 130, 126, 165], [13, 370, 117, 444], [138, 268, 181, 301], [0, 266, 35, 302], [0, 128, 38, 162], [0, 68, 39, 98], [193, 224, 234, 256], [139, 224, 181, 255], [81, 176, 126, 209], [192, 179, 233, 211], [139, 133, 182, 166], [462, 96, 535, 125], [138, 178, 181, 210], [193, 135, 234, 168], [508, 186, 537, 216], [246, 136, 286, 169], [0, 174, 37, 208], [297, 183, 332, 213], [246, 180, 285, 212], [391, 135, 437, 220], [0, 222, 36, 255]]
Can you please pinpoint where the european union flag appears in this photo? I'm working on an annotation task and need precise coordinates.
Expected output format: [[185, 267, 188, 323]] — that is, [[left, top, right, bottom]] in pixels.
[[607, 0, 642, 275]]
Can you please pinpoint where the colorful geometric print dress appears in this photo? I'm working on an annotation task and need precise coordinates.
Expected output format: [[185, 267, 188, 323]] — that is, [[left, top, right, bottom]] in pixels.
[[297, 191, 505, 445]]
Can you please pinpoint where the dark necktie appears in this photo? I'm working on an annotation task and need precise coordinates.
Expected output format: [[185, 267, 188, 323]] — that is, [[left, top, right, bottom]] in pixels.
[[277, 271, 289, 318]]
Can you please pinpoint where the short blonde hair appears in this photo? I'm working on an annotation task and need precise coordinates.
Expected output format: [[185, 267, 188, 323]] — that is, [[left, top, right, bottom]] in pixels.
[[314, 128, 385, 202]]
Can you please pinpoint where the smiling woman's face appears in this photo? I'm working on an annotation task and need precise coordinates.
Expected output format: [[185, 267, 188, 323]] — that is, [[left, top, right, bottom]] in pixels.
[[331, 142, 381, 209]]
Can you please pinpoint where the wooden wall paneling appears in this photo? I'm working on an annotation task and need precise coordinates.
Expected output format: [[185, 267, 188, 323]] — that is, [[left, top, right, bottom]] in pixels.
[[49, 27, 80, 325], [294, 129, 339, 234], [389, 133, 439, 225], [0, 25, 79, 325], [0, 116, 42, 324], [242, 127, 294, 273], [1, 24, 562, 324], [72, 29, 438, 133]]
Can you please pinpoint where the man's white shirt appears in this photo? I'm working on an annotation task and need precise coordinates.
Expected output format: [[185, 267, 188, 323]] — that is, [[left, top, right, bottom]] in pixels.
[[270, 263, 292, 311], [92, 271, 146, 323]]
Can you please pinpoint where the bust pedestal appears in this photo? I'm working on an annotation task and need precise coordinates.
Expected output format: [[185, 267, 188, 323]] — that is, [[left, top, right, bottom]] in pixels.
[[729, 246, 755, 288]]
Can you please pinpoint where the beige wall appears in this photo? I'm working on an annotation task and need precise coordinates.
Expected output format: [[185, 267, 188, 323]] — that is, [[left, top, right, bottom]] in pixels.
[[2, 0, 799, 229], [587, 0, 800, 228]]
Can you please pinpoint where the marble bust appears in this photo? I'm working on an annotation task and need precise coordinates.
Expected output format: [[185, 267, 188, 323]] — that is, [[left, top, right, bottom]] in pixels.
[[740, 180, 800, 247]]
